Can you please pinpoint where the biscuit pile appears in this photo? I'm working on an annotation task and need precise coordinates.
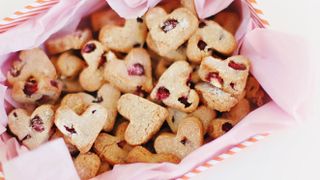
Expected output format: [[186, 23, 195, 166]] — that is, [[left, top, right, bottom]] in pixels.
[[6, 0, 269, 179]]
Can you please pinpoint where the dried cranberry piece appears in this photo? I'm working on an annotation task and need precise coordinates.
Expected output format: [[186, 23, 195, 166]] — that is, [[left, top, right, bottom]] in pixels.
[[197, 40, 207, 50], [92, 96, 103, 103], [178, 96, 192, 108], [128, 63, 145, 76], [13, 112, 18, 117], [180, 137, 187, 145], [161, 19, 178, 33], [186, 74, 194, 88], [199, 21, 206, 28], [50, 80, 59, 88], [64, 125, 77, 134], [135, 86, 148, 98], [117, 141, 126, 148], [82, 43, 96, 53], [230, 82, 235, 90], [30, 115, 45, 132], [136, 17, 143, 23], [98, 55, 106, 68], [205, 72, 224, 86], [228, 60, 247, 70], [23, 77, 38, 97], [156, 86, 170, 100], [222, 122, 233, 132]]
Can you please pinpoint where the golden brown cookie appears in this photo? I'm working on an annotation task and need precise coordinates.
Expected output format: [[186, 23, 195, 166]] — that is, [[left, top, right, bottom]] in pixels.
[[150, 61, 199, 112], [154, 117, 203, 158], [74, 152, 101, 180], [117, 94, 168, 145], [207, 118, 236, 139], [8, 105, 54, 149], [126, 146, 180, 164], [99, 18, 147, 53], [104, 48, 153, 93]]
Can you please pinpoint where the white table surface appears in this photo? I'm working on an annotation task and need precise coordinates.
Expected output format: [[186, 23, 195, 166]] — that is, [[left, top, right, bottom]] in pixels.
[[0, 0, 319, 180]]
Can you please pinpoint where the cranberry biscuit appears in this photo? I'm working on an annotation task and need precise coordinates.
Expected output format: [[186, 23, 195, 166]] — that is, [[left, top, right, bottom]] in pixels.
[[154, 117, 203, 158], [8, 105, 54, 149], [187, 20, 236, 63], [150, 61, 199, 112], [74, 152, 101, 180], [117, 94, 168, 145], [145, 7, 198, 55], [199, 55, 250, 95], [104, 48, 153, 93], [99, 18, 147, 53]]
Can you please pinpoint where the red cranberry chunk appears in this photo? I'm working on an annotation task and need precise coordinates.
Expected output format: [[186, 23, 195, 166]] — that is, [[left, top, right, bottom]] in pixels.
[[197, 40, 207, 50], [228, 60, 247, 71], [23, 78, 38, 97], [161, 19, 179, 33], [98, 56, 106, 68], [50, 80, 59, 88], [205, 72, 224, 85], [64, 125, 77, 134], [156, 86, 170, 100], [178, 96, 192, 108], [180, 137, 188, 145], [30, 115, 45, 132], [222, 122, 233, 132], [82, 43, 96, 53], [230, 82, 235, 90], [128, 63, 145, 76]]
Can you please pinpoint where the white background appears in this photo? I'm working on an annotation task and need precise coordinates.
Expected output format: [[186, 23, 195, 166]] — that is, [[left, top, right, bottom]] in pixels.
[[0, 0, 320, 180]]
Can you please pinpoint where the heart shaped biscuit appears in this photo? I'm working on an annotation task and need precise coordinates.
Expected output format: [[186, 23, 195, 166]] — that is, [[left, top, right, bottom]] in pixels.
[[195, 82, 238, 112], [145, 7, 198, 55], [187, 20, 237, 63], [73, 152, 101, 180], [54, 104, 107, 153], [93, 133, 128, 165], [99, 18, 147, 53], [8, 105, 54, 149], [79, 40, 106, 92], [154, 117, 203, 158], [126, 146, 181, 164], [199, 55, 250, 95], [104, 48, 153, 93], [117, 94, 168, 145], [150, 61, 199, 112], [60, 83, 120, 132]]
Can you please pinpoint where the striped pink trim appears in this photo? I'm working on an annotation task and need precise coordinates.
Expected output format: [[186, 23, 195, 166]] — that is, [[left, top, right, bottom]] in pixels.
[[176, 133, 269, 180], [0, 0, 59, 33]]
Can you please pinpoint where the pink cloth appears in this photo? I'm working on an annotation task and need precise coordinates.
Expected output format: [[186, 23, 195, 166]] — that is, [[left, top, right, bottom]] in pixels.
[[0, 0, 315, 179]]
